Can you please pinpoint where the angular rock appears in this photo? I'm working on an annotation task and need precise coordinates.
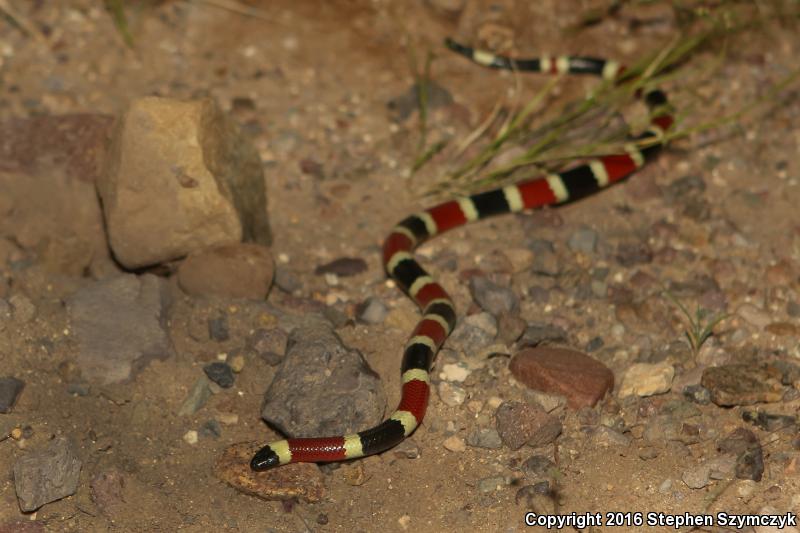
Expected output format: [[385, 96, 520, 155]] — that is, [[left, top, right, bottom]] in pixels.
[[177, 243, 274, 299], [215, 441, 325, 502], [13, 437, 82, 512], [98, 96, 270, 269], [448, 312, 497, 352], [509, 347, 614, 408], [68, 274, 172, 384], [203, 362, 235, 389], [260, 323, 386, 437], [495, 401, 562, 450], [468, 276, 518, 316], [247, 327, 289, 366], [0, 376, 24, 413], [618, 362, 675, 398], [701, 364, 784, 406]]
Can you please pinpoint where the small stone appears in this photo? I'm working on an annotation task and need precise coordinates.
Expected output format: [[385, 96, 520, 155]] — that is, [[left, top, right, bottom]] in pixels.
[[13, 437, 82, 512], [477, 475, 508, 493], [437, 381, 466, 406], [178, 377, 212, 416], [0, 376, 24, 413], [638, 447, 659, 460], [201, 419, 222, 438], [314, 257, 367, 277], [495, 401, 562, 450], [567, 227, 598, 253], [765, 322, 800, 337], [183, 430, 199, 445], [274, 266, 302, 293], [682, 463, 711, 489], [742, 410, 797, 432], [517, 323, 568, 348], [736, 303, 771, 329], [683, 384, 711, 405], [439, 362, 470, 382], [177, 244, 275, 300], [466, 428, 503, 449], [398, 515, 412, 530], [509, 347, 614, 408], [701, 364, 784, 406], [358, 297, 387, 324], [615, 242, 653, 266], [592, 426, 631, 447], [247, 327, 288, 366], [717, 428, 764, 482], [392, 439, 420, 459], [468, 276, 518, 316], [229, 354, 246, 373], [618, 362, 674, 397], [204, 362, 235, 388], [448, 312, 497, 352], [208, 314, 230, 342], [442, 435, 466, 452], [496, 312, 526, 345], [522, 455, 555, 479]]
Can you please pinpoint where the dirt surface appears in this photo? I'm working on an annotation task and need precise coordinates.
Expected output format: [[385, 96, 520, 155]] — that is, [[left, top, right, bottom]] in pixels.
[[1, 1, 800, 531]]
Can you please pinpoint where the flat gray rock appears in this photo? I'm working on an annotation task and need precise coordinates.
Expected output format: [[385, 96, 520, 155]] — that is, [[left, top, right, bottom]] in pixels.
[[68, 274, 172, 384], [13, 437, 82, 512], [261, 323, 386, 437]]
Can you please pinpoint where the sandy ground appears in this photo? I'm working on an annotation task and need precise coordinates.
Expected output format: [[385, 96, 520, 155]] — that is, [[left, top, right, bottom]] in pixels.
[[1, 0, 800, 531]]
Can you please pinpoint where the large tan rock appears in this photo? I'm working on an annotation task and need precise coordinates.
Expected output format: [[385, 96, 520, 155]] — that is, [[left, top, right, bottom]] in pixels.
[[98, 97, 270, 269]]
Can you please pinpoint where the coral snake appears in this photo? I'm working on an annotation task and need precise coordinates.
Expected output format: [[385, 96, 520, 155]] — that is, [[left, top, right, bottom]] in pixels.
[[251, 37, 674, 471]]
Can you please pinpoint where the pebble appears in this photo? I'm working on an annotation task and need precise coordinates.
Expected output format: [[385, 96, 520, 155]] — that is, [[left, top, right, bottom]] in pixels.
[[177, 243, 275, 300], [247, 327, 289, 366], [591, 426, 631, 447], [466, 428, 503, 449], [274, 266, 302, 293], [439, 362, 470, 382], [437, 381, 467, 406], [447, 312, 497, 352], [618, 362, 674, 397], [90, 468, 125, 518], [742, 410, 797, 432], [517, 323, 568, 348], [701, 364, 784, 406], [521, 454, 555, 479], [494, 401, 562, 450], [682, 463, 711, 489], [229, 354, 246, 373], [201, 420, 222, 438], [442, 435, 466, 452], [358, 297, 387, 324], [208, 314, 230, 342], [736, 303, 772, 329], [67, 274, 172, 384], [261, 323, 386, 437], [527, 239, 560, 276], [183, 430, 199, 445], [13, 437, 82, 512], [215, 441, 325, 502], [468, 276, 518, 316], [0, 376, 24, 413], [682, 384, 711, 405], [567, 227, 598, 253], [204, 362, 235, 388], [496, 312, 526, 345], [477, 475, 508, 493], [314, 257, 367, 277], [509, 347, 614, 408], [615, 242, 653, 266], [178, 377, 212, 416]]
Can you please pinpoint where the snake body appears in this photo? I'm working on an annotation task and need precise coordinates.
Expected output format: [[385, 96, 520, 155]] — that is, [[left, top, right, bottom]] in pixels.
[[251, 37, 673, 471]]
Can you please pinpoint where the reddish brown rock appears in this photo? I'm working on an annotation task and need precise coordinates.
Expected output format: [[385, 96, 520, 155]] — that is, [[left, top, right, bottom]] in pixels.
[[509, 347, 614, 408], [214, 442, 325, 502], [177, 243, 274, 299], [701, 364, 784, 407]]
